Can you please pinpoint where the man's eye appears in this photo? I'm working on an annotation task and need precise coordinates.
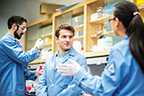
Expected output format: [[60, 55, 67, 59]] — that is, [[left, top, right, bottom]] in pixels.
[[69, 36, 73, 38], [62, 36, 66, 38]]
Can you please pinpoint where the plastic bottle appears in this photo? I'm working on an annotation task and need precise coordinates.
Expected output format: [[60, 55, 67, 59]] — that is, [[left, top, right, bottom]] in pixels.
[[38, 65, 43, 75]]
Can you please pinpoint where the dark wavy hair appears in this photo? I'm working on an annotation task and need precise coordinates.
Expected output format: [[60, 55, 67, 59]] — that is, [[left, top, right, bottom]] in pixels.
[[114, 1, 144, 73], [7, 15, 27, 29], [55, 24, 75, 38]]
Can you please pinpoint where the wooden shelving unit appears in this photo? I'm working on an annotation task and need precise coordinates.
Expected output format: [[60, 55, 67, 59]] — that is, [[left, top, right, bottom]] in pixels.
[[25, 0, 141, 64]]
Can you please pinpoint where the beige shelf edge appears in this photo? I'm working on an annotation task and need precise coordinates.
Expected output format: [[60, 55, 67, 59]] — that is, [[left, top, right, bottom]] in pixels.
[[91, 31, 115, 38], [29, 59, 46, 64], [86, 0, 98, 4], [74, 35, 83, 41], [41, 33, 53, 39], [53, 1, 85, 17], [89, 16, 111, 24], [103, 31, 115, 36], [44, 42, 52, 47], [74, 24, 84, 32], [138, 5, 144, 10], [84, 50, 110, 58], [27, 16, 52, 28], [91, 33, 103, 38]]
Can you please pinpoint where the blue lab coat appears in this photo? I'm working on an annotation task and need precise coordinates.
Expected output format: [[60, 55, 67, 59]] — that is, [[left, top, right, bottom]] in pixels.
[[73, 35, 144, 96], [37, 47, 88, 96], [0, 33, 39, 96]]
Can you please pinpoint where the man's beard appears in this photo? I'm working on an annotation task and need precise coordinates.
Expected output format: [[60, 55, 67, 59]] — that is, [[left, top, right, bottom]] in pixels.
[[14, 31, 23, 39]]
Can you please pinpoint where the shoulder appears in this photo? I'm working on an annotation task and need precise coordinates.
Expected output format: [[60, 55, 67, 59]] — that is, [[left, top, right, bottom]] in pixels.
[[0, 35, 15, 47], [0, 34, 15, 43], [108, 37, 132, 67], [110, 38, 129, 57], [45, 54, 55, 62], [70, 47, 86, 59]]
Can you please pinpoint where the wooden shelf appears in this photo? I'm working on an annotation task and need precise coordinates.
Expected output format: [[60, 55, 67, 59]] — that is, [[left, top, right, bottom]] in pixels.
[[74, 24, 84, 32], [27, 16, 52, 28], [74, 35, 83, 41], [53, 1, 84, 17], [86, 0, 98, 4], [89, 16, 111, 24], [91, 33, 103, 38], [41, 33, 52, 39], [27, 37, 37, 41], [44, 42, 52, 47], [29, 59, 46, 64], [84, 50, 110, 58], [91, 31, 115, 38], [138, 5, 144, 10], [103, 31, 115, 36]]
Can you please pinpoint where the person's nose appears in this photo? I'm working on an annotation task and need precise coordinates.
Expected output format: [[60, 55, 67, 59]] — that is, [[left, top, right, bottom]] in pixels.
[[66, 37, 70, 41]]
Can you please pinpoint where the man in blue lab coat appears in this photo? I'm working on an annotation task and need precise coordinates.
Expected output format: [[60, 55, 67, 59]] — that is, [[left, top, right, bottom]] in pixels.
[[37, 24, 88, 96], [0, 15, 44, 96]]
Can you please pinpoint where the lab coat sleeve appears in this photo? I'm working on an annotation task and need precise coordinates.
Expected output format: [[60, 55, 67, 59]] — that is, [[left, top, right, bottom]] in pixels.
[[25, 70, 36, 81], [1, 39, 39, 65], [23, 64, 37, 80], [37, 63, 47, 96], [73, 48, 129, 96], [58, 56, 88, 96]]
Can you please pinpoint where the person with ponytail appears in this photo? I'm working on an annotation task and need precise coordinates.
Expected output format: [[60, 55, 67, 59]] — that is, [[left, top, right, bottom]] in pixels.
[[56, 1, 144, 95]]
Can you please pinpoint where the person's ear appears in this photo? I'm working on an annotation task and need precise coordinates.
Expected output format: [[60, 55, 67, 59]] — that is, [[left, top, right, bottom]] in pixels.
[[115, 18, 120, 27], [55, 37, 58, 43], [12, 23, 17, 30]]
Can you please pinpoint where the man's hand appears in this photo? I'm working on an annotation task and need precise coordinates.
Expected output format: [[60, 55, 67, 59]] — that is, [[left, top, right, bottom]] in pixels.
[[57, 59, 82, 76], [34, 38, 44, 50]]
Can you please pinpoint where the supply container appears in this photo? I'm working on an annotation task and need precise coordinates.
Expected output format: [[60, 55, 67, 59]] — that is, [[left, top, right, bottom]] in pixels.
[[45, 37, 52, 44], [104, 36, 113, 50], [73, 41, 82, 53], [97, 36, 105, 51], [136, 0, 144, 6], [104, 3, 117, 17]]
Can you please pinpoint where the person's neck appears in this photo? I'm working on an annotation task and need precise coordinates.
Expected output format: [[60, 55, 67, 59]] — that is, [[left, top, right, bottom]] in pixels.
[[58, 49, 70, 56], [119, 29, 126, 39], [58, 50, 64, 56], [7, 29, 15, 38]]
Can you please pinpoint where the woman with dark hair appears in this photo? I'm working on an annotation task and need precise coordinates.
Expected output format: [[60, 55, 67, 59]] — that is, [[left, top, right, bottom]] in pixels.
[[57, 1, 144, 95]]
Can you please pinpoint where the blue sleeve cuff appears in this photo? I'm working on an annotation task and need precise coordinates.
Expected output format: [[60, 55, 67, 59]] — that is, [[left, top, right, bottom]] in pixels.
[[73, 68, 89, 86]]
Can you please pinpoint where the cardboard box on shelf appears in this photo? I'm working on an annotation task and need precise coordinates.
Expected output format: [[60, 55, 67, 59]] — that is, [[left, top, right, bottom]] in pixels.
[[40, 3, 65, 16]]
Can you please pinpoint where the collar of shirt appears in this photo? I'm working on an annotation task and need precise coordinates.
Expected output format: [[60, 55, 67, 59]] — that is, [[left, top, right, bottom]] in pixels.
[[55, 48, 71, 68], [122, 34, 128, 40], [6, 33, 18, 43]]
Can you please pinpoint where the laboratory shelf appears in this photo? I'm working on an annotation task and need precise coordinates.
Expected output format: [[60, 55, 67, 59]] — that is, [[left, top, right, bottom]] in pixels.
[[41, 33, 52, 39], [89, 16, 111, 24], [74, 35, 83, 41], [84, 49, 110, 58], [29, 59, 46, 64], [138, 5, 144, 10], [44, 42, 52, 47], [91, 31, 115, 38], [74, 24, 84, 32]]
